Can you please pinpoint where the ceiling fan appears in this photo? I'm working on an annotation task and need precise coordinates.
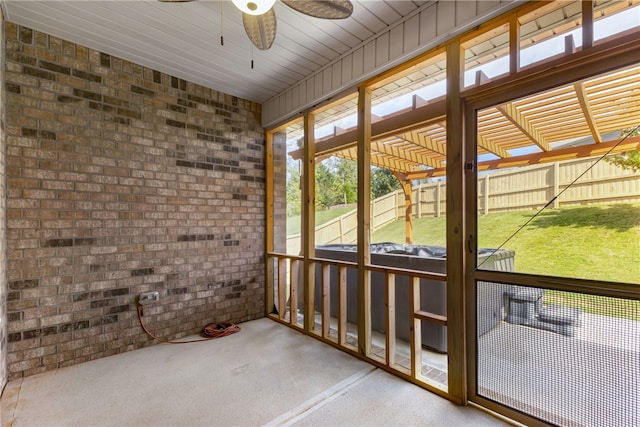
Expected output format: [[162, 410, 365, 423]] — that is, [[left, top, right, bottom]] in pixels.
[[159, 0, 354, 50]]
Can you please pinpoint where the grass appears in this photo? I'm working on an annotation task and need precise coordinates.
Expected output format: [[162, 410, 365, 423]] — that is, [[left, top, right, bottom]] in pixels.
[[372, 203, 640, 284], [543, 292, 639, 321], [285, 203, 639, 318], [286, 206, 355, 235], [371, 203, 640, 319]]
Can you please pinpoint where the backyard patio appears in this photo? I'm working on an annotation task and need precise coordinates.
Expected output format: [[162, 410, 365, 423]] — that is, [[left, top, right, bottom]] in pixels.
[[478, 312, 639, 427]]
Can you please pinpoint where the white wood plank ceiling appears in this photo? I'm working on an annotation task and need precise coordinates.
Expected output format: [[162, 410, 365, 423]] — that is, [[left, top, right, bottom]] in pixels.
[[1, 0, 429, 104]]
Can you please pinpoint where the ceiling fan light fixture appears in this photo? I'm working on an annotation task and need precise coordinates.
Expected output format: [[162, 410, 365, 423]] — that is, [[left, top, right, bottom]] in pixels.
[[232, 0, 276, 15]]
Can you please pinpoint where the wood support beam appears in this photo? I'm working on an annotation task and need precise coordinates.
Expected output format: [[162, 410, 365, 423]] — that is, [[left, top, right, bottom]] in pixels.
[[409, 276, 422, 378], [371, 141, 442, 168], [509, 13, 520, 74], [401, 178, 413, 244], [495, 103, 551, 152], [357, 85, 372, 356], [475, 70, 489, 86], [302, 112, 316, 332], [338, 147, 418, 174], [385, 272, 396, 366], [413, 94, 429, 109], [338, 265, 347, 346], [565, 34, 576, 55], [414, 310, 447, 326], [265, 131, 274, 315], [289, 99, 446, 160], [583, 1, 594, 50], [290, 260, 299, 325], [445, 40, 467, 404], [278, 258, 287, 320], [477, 134, 511, 158], [462, 100, 479, 410], [475, 137, 640, 171], [399, 131, 447, 156], [463, 30, 640, 107], [574, 82, 602, 143], [322, 264, 331, 338], [406, 136, 640, 180]]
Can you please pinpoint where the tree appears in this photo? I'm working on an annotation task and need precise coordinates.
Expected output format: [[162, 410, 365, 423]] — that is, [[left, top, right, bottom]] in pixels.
[[289, 159, 403, 213], [606, 151, 640, 172], [605, 127, 640, 172], [285, 162, 301, 216], [334, 159, 357, 205], [371, 167, 401, 199], [315, 161, 336, 209]]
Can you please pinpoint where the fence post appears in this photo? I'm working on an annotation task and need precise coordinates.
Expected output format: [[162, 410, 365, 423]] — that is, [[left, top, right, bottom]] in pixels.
[[484, 174, 490, 215], [553, 161, 560, 209], [436, 180, 442, 218], [339, 214, 344, 243], [370, 203, 374, 234]]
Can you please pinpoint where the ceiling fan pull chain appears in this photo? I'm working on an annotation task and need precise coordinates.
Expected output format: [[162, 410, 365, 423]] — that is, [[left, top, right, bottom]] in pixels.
[[158, 0, 353, 51], [251, 45, 254, 70], [220, 1, 224, 46]]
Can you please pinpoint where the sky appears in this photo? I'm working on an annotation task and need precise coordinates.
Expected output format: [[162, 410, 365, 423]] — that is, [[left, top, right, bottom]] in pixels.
[[292, 5, 639, 164]]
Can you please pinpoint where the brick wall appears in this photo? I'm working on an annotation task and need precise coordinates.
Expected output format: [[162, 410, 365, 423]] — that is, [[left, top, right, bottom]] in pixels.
[[4, 24, 265, 380], [0, 10, 8, 391]]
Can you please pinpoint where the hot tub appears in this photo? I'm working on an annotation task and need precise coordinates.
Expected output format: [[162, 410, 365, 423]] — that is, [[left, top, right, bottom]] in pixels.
[[303, 243, 514, 353]]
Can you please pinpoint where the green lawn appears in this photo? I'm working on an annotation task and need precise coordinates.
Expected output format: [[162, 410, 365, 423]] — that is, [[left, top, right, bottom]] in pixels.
[[287, 203, 639, 284], [286, 206, 355, 235], [285, 203, 639, 318], [373, 203, 640, 284], [372, 203, 640, 319]]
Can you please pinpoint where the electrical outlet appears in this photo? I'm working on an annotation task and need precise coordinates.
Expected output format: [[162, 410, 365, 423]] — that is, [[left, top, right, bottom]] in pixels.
[[138, 291, 160, 305]]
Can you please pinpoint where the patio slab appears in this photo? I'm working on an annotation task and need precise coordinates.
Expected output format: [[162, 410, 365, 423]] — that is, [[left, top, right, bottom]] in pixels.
[[2, 318, 505, 426], [478, 314, 640, 427]]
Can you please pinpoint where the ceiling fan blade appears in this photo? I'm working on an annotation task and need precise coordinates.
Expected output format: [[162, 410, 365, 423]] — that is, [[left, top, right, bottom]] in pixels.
[[158, 0, 196, 2], [243, 9, 277, 50], [281, 0, 353, 19]]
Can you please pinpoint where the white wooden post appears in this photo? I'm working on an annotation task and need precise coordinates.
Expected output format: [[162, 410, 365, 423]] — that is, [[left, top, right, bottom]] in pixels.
[[436, 180, 442, 218], [553, 161, 560, 209], [484, 174, 490, 215]]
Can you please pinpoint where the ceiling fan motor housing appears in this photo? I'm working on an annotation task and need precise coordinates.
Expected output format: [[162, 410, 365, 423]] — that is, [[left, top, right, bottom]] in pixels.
[[232, 0, 277, 15]]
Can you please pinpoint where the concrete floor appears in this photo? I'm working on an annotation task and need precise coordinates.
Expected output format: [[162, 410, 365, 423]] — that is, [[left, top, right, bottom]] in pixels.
[[1, 318, 506, 427], [478, 315, 640, 427]]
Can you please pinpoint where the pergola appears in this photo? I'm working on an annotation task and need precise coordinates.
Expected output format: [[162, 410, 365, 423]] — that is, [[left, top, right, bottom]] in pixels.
[[289, 62, 640, 242]]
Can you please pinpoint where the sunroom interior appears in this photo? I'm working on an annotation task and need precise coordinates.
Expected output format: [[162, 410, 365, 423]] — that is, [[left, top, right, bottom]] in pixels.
[[266, 1, 639, 426], [1, 0, 639, 426]]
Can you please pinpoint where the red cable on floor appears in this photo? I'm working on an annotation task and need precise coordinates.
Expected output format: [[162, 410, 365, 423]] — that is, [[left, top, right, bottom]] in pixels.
[[137, 305, 240, 344]]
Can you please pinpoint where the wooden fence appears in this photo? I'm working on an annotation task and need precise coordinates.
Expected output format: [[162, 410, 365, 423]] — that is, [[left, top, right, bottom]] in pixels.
[[286, 157, 640, 252]]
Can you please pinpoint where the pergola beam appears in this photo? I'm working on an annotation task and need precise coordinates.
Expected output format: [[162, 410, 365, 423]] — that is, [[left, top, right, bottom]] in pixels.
[[399, 131, 447, 156], [574, 82, 603, 143], [437, 121, 510, 159], [496, 103, 551, 152], [371, 141, 442, 168], [406, 136, 640, 180], [289, 99, 446, 160], [402, 179, 413, 244], [477, 134, 511, 158], [338, 147, 418, 173]]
